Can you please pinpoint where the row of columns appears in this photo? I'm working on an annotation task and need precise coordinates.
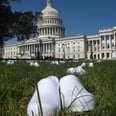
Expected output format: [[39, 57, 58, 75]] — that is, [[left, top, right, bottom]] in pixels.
[[19, 44, 38, 54], [88, 34, 116, 52], [88, 40, 100, 52], [18, 43, 55, 57], [102, 34, 116, 49], [43, 18, 62, 25], [89, 52, 112, 60], [38, 27, 64, 37]]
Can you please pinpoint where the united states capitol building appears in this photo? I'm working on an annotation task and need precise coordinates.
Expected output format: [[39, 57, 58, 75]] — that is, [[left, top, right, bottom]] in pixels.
[[3, 0, 116, 60]]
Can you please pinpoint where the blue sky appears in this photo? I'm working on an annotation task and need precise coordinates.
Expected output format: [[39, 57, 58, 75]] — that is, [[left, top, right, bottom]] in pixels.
[[10, 0, 116, 36]]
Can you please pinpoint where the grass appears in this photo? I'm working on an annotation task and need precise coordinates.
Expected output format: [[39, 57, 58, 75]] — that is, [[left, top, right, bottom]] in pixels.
[[0, 60, 116, 116]]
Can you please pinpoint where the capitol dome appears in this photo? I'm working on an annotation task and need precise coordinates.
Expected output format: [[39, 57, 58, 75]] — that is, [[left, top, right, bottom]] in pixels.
[[37, 0, 65, 39], [42, 1, 60, 18]]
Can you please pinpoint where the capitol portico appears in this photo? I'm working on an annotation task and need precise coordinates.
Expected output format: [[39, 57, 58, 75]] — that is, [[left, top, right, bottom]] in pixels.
[[3, 0, 116, 60]]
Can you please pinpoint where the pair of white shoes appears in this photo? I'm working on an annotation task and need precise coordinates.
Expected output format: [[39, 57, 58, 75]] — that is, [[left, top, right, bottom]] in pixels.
[[27, 75, 96, 116]]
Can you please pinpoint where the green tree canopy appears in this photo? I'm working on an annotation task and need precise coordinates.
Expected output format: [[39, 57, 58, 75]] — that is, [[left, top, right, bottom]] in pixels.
[[0, 3, 13, 47], [12, 11, 36, 41], [0, 0, 37, 45], [0, 0, 37, 58]]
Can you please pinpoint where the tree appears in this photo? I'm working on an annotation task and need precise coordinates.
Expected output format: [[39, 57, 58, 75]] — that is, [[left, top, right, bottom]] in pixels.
[[0, 2, 14, 58], [0, 0, 36, 58], [12, 11, 36, 41]]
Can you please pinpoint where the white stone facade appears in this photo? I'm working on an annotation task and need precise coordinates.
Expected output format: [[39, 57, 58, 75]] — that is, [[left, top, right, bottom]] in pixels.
[[87, 27, 116, 60], [3, 0, 116, 60], [55, 35, 87, 59], [3, 44, 18, 59]]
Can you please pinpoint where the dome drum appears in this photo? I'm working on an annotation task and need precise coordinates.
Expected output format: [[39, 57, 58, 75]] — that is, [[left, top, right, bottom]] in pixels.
[[37, 26, 65, 38]]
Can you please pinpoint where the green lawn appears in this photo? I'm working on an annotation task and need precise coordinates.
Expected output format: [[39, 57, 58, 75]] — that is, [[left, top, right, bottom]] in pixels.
[[0, 60, 116, 116]]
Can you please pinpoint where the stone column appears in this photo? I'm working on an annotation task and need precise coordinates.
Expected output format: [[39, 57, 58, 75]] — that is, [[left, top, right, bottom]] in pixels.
[[26, 45, 28, 51], [30, 45, 31, 52], [22, 46, 24, 53], [45, 44, 46, 55], [104, 35, 107, 50], [41, 29, 42, 35], [38, 44, 40, 52], [92, 40, 94, 51], [37, 44, 39, 54], [46, 43, 48, 54], [51, 27, 53, 35], [96, 40, 98, 51], [114, 34, 116, 50], [51, 43, 54, 56], [50, 43, 51, 54], [100, 37, 102, 50], [30, 45, 32, 53], [36, 44, 40, 53], [33, 44, 34, 53], [23, 46, 25, 53], [41, 28, 42, 35], [46, 28, 47, 35], [35, 44, 37, 54], [19, 46, 21, 54], [44, 28, 45, 35], [35, 44, 36, 53], [25, 45, 27, 51], [109, 35, 112, 49], [26, 45, 27, 51], [43, 44, 44, 54], [88, 41, 90, 51], [39, 29, 40, 36], [31, 45, 33, 53], [24, 45, 26, 51], [43, 28, 44, 35], [41, 29, 43, 35], [33, 44, 35, 53], [55, 28, 57, 35], [48, 27, 50, 34], [48, 43, 49, 54], [29, 45, 31, 53], [40, 29, 41, 35]]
